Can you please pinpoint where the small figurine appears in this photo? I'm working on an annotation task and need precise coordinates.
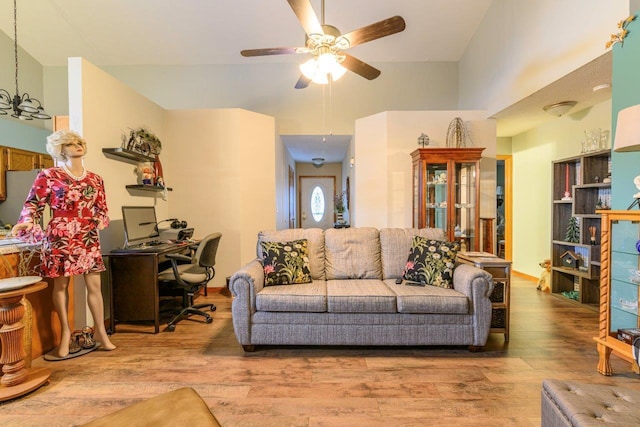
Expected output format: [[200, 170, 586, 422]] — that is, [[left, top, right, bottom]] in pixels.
[[137, 162, 155, 185]]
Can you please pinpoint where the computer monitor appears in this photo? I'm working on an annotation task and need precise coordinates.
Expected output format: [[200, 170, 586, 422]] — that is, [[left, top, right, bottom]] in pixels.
[[121, 206, 159, 247]]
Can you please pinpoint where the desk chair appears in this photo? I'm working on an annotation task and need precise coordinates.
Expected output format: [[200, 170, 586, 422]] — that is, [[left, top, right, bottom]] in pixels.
[[158, 232, 222, 332]]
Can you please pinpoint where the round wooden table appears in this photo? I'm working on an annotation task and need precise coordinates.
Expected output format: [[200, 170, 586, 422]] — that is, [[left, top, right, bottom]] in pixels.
[[0, 281, 51, 402]]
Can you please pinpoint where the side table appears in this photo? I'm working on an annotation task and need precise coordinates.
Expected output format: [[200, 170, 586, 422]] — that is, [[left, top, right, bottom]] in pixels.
[[0, 281, 51, 401], [457, 251, 512, 341]]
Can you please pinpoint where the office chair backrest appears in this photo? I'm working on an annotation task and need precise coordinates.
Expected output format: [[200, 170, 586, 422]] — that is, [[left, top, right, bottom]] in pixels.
[[194, 232, 222, 269]]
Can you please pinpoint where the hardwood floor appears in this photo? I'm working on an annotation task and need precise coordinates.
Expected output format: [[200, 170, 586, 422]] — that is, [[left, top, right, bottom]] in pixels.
[[2, 277, 639, 426]]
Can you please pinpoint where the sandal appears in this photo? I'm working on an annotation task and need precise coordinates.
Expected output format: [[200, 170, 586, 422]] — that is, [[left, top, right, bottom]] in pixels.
[[81, 326, 96, 349], [69, 332, 82, 354]]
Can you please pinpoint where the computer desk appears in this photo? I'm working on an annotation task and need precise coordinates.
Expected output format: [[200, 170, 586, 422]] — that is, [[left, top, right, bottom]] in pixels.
[[105, 242, 194, 334]]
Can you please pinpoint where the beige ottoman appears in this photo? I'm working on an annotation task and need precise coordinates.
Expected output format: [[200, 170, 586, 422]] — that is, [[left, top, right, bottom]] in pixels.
[[82, 387, 221, 426], [541, 379, 640, 426]]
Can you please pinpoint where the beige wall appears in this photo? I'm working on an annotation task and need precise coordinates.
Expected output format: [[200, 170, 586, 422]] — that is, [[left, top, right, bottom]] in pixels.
[[354, 111, 496, 229], [68, 57, 167, 327], [510, 100, 612, 276], [69, 59, 278, 326], [165, 109, 277, 275]]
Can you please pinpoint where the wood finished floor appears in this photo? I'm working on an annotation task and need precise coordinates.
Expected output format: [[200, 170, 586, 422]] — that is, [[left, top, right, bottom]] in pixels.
[[2, 277, 640, 426]]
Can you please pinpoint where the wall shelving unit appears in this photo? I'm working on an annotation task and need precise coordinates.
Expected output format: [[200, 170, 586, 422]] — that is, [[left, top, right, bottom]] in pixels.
[[550, 149, 611, 308]]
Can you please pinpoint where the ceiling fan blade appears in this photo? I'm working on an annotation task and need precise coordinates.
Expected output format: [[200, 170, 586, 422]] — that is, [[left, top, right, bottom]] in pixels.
[[342, 16, 406, 47], [287, 0, 323, 35], [241, 47, 305, 57], [341, 54, 381, 80], [295, 75, 311, 89]]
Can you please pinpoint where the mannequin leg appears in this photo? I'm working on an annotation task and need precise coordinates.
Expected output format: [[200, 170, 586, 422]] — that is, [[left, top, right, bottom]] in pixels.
[[84, 272, 116, 351], [52, 276, 72, 357]]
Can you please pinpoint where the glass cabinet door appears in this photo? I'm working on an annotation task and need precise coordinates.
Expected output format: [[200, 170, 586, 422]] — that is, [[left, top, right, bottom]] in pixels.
[[609, 219, 640, 333], [425, 163, 448, 232], [454, 161, 478, 251]]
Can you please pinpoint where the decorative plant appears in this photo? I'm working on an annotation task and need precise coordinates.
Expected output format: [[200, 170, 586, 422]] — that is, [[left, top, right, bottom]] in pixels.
[[334, 192, 346, 213], [565, 216, 580, 243], [606, 14, 636, 49]]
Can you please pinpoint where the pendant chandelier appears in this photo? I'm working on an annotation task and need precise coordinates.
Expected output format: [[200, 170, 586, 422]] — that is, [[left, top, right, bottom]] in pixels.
[[0, 0, 50, 120]]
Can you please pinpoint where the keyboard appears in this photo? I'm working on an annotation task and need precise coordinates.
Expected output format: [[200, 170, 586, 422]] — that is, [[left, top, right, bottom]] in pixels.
[[111, 243, 180, 254]]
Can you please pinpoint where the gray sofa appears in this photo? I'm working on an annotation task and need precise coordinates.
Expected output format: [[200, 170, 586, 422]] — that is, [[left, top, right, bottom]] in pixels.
[[229, 227, 494, 352]]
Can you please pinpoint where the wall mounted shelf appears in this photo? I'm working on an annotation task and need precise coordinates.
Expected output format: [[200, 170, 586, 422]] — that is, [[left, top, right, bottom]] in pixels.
[[102, 147, 154, 164], [125, 185, 172, 193]]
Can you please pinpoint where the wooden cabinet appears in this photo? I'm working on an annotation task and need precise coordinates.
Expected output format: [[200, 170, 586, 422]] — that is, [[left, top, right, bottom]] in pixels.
[[0, 146, 54, 200], [411, 148, 484, 251], [594, 210, 640, 375], [550, 149, 610, 307]]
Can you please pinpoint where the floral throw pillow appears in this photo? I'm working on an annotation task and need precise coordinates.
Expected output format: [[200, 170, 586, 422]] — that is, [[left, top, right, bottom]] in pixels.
[[261, 239, 312, 286], [402, 237, 460, 288]]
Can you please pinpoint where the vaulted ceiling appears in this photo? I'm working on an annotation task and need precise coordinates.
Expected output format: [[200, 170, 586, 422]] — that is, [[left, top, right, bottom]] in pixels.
[[0, 1, 612, 161]]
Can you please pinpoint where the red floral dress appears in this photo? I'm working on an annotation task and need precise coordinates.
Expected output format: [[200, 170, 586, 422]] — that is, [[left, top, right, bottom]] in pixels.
[[17, 167, 110, 278]]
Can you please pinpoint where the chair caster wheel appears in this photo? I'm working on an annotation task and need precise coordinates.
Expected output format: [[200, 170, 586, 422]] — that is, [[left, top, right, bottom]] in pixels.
[[166, 324, 176, 332], [210, 305, 217, 312], [205, 316, 213, 324]]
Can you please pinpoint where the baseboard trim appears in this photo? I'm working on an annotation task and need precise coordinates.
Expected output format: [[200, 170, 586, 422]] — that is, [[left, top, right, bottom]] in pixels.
[[206, 287, 231, 296], [512, 270, 537, 283]]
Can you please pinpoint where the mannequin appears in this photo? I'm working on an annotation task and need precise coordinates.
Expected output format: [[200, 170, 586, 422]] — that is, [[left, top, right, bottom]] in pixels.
[[12, 130, 116, 358]]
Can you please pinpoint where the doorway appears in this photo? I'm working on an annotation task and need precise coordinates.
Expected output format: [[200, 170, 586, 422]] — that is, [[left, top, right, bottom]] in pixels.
[[497, 155, 512, 260], [299, 176, 336, 229]]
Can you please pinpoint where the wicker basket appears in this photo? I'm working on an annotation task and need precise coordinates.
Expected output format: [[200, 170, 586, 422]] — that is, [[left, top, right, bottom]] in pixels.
[[491, 307, 506, 329], [490, 282, 505, 303]]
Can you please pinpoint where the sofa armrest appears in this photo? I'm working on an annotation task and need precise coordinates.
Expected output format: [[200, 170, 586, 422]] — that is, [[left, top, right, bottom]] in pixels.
[[229, 259, 264, 346], [453, 263, 494, 346]]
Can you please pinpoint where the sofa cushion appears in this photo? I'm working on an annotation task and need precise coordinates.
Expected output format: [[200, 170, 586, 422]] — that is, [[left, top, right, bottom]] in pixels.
[[385, 279, 469, 314], [261, 239, 312, 286], [327, 280, 396, 313], [325, 228, 382, 280], [403, 237, 459, 288], [259, 228, 325, 280], [380, 228, 447, 279], [256, 280, 327, 312]]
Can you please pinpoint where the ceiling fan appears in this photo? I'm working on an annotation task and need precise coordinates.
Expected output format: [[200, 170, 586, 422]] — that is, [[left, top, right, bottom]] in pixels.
[[241, 0, 406, 89]]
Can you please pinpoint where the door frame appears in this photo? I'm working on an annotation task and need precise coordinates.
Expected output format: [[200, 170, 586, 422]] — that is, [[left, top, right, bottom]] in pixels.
[[298, 175, 336, 228], [497, 154, 513, 261], [288, 166, 295, 228]]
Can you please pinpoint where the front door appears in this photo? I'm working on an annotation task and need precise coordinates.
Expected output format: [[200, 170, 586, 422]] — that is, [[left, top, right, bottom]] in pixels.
[[299, 176, 335, 229]]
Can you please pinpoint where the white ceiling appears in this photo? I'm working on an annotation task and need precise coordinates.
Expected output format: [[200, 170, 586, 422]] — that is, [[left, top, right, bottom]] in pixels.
[[0, 0, 612, 162], [0, 0, 493, 66]]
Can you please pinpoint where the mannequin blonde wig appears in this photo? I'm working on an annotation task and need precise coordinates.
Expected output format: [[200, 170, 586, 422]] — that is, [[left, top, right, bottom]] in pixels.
[[46, 130, 87, 161]]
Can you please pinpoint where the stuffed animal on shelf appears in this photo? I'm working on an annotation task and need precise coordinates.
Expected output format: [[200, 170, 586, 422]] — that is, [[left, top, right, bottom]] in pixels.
[[537, 259, 551, 292]]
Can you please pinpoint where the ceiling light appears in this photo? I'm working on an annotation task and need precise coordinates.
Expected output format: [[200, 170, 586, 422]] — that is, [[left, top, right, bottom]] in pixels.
[[592, 83, 611, 92], [543, 101, 577, 117], [300, 52, 347, 84], [0, 0, 50, 121], [312, 157, 325, 166]]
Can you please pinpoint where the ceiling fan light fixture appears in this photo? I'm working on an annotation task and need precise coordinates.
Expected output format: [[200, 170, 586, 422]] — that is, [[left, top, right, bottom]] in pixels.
[[543, 101, 577, 117], [300, 54, 347, 84]]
